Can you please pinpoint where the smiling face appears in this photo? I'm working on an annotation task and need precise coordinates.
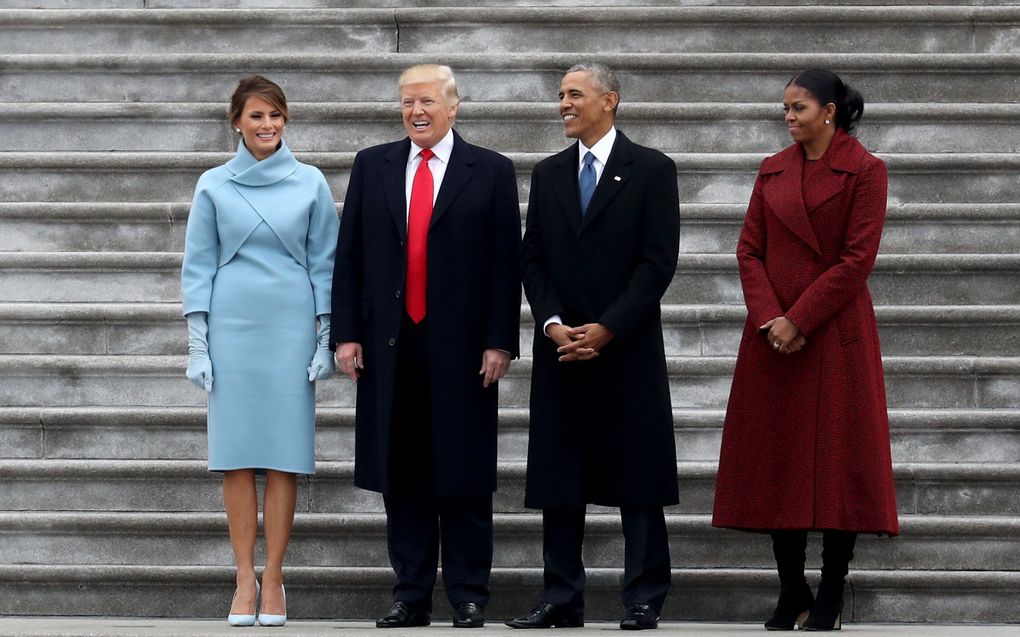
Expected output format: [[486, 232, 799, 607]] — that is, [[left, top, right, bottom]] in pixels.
[[559, 70, 618, 148], [235, 95, 285, 161], [401, 80, 458, 149], [782, 84, 835, 146]]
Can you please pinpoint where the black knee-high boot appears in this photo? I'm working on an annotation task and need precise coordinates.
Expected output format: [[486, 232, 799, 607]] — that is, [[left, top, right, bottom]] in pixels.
[[803, 531, 857, 631], [765, 531, 813, 631]]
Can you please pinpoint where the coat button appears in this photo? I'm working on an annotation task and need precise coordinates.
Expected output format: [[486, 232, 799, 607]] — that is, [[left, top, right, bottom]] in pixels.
[[394, 290, 401, 299], [388, 337, 396, 346]]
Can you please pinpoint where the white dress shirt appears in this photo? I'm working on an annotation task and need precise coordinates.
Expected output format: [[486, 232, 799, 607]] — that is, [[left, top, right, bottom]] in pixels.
[[544, 127, 618, 336], [405, 127, 455, 221]]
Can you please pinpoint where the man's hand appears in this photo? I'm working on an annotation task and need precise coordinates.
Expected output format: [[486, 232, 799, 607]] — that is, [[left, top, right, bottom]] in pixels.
[[556, 323, 614, 362], [760, 317, 806, 354], [479, 349, 511, 388], [335, 342, 364, 382]]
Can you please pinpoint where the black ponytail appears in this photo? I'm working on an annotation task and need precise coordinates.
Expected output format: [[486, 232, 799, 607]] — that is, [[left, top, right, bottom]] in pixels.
[[787, 69, 864, 134]]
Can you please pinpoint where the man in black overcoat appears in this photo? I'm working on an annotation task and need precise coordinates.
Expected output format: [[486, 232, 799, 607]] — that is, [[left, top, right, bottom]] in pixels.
[[330, 64, 521, 629], [507, 63, 680, 631]]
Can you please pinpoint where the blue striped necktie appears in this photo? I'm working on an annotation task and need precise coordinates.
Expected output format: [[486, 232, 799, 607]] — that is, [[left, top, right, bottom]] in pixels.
[[579, 151, 596, 216]]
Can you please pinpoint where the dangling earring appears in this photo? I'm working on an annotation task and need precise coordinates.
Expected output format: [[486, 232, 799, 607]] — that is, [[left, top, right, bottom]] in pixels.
[[824, 119, 831, 125]]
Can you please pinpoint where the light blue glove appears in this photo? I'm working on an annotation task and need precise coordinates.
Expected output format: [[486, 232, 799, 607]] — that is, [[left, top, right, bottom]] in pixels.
[[307, 314, 335, 382], [185, 312, 213, 392]]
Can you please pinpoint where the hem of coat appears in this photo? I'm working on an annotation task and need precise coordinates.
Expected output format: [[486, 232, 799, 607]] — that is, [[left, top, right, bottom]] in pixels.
[[209, 464, 315, 476], [523, 498, 681, 510], [710, 520, 899, 538]]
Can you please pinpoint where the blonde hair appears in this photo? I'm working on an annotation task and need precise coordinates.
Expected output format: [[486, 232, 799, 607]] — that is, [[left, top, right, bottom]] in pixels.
[[398, 64, 460, 105]]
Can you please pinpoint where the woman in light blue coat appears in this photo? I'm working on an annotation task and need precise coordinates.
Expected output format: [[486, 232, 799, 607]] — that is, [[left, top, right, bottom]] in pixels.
[[181, 76, 338, 627]]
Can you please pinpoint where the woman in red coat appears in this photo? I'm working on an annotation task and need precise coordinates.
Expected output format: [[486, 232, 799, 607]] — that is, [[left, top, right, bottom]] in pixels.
[[712, 69, 899, 631]]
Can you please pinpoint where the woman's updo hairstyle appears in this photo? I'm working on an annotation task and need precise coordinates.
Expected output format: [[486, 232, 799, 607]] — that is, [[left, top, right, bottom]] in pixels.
[[228, 75, 289, 131], [787, 69, 864, 135]]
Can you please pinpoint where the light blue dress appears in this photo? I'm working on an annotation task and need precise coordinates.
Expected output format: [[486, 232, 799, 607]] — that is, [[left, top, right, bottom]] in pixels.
[[181, 141, 339, 474]]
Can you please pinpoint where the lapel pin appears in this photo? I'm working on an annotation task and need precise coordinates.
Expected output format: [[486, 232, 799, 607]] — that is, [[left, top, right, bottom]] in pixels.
[[613, 175, 622, 181]]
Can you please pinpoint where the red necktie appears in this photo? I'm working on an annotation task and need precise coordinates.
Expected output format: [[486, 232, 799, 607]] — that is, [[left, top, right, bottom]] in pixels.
[[405, 148, 434, 323]]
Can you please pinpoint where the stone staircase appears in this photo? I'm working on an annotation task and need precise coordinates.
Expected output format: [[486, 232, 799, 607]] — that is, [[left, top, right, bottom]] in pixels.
[[1, 0, 1019, 624]]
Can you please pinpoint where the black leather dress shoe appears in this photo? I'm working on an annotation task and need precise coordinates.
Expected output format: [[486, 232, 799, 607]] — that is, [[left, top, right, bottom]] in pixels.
[[376, 601, 431, 628], [452, 601, 485, 628], [505, 602, 584, 629], [620, 604, 659, 630]]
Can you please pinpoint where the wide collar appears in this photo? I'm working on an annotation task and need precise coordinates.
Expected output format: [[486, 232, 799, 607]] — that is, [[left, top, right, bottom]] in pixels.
[[226, 139, 299, 187], [551, 129, 635, 235], [382, 129, 475, 241], [758, 129, 868, 255]]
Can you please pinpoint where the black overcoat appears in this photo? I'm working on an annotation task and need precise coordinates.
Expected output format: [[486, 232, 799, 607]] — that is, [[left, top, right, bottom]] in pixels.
[[521, 131, 680, 508], [330, 130, 521, 497]]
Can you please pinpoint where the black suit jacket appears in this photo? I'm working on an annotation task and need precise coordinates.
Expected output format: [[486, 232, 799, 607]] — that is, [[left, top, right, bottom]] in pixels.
[[521, 130, 680, 508], [331, 130, 521, 496]]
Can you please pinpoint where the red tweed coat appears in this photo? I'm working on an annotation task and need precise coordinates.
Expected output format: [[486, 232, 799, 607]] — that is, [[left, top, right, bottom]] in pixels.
[[712, 130, 899, 535]]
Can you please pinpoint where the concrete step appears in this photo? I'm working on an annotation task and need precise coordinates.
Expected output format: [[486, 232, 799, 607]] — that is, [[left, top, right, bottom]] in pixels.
[[2, 7, 1018, 55], [1, 251, 1016, 305], [0, 511, 1016, 572], [5, 102, 1019, 154], [14, 0, 1020, 7], [4, 201, 1019, 256], [2, 302, 1020, 358], [0, 458, 1018, 517], [0, 564, 1017, 622], [3, 404, 1019, 464], [1, 53, 1017, 103], [1, 353, 1018, 410], [684, 203, 1020, 255], [2, 151, 1017, 205]]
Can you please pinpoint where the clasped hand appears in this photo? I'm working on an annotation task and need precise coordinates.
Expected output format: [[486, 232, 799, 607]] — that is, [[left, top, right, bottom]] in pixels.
[[550, 323, 614, 362], [760, 316, 806, 354]]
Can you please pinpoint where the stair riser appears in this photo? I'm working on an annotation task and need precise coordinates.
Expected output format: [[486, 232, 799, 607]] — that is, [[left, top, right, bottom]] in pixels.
[[687, 219, 1020, 255], [1, 362, 1017, 409], [2, 162, 1016, 205], [0, 525, 1010, 571], [5, 415, 1019, 464], [2, 19, 1016, 56], [4, 316, 1019, 357], [0, 471, 1016, 516], [7, 117, 1020, 155], [670, 270, 1020, 306], [0, 25, 396, 56], [6, 215, 1019, 256], [1, 67, 1017, 104], [2, 265, 1014, 305]]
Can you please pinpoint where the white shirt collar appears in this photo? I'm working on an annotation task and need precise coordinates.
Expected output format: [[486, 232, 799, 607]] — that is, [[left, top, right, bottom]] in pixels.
[[409, 127, 455, 165], [577, 126, 617, 171]]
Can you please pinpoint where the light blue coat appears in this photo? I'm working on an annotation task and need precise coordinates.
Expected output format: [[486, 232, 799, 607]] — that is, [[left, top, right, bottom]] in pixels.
[[181, 141, 338, 474]]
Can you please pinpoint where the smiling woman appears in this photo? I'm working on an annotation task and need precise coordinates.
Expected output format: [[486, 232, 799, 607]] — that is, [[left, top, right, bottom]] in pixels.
[[181, 74, 338, 628]]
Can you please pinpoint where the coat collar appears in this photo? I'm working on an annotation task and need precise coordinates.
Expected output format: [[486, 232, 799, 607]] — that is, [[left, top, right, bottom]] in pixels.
[[550, 129, 635, 235], [381, 129, 475, 241], [758, 130, 868, 256], [226, 139, 299, 187]]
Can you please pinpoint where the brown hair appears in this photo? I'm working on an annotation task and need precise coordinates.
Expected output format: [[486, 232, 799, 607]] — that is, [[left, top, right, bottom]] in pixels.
[[228, 75, 288, 130]]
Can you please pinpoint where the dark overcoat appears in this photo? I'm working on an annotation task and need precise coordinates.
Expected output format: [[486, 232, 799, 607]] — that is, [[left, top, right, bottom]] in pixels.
[[712, 130, 899, 535], [330, 130, 521, 497], [521, 131, 680, 509]]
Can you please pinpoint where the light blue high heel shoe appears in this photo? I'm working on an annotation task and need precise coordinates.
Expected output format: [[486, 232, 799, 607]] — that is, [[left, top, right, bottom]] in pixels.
[[227, 580, 260, 627], [258, 583, 287, 627]]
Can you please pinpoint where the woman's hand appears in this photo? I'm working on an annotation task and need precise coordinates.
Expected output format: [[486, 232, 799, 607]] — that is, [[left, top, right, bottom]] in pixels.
[[760, 316, 806, 354]]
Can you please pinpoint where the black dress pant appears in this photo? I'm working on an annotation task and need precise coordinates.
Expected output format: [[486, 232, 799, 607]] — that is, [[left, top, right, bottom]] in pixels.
[[384, 314, 493, 611], [540, 506, 671, 613]]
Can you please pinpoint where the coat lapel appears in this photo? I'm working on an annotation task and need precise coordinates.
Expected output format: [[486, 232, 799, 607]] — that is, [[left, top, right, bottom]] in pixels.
[[760, 143, 822, 256], [430, 130, 473, 230], [383, 139, 411, 242], [808, 130, 867, 212], [578, 132, 633, 234], [550, 144, 582, 234]]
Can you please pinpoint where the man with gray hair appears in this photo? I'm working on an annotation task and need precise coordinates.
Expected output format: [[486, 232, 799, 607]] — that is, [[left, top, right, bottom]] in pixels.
[[508, 62, 680, 630], [331, 63, 521, 629]]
